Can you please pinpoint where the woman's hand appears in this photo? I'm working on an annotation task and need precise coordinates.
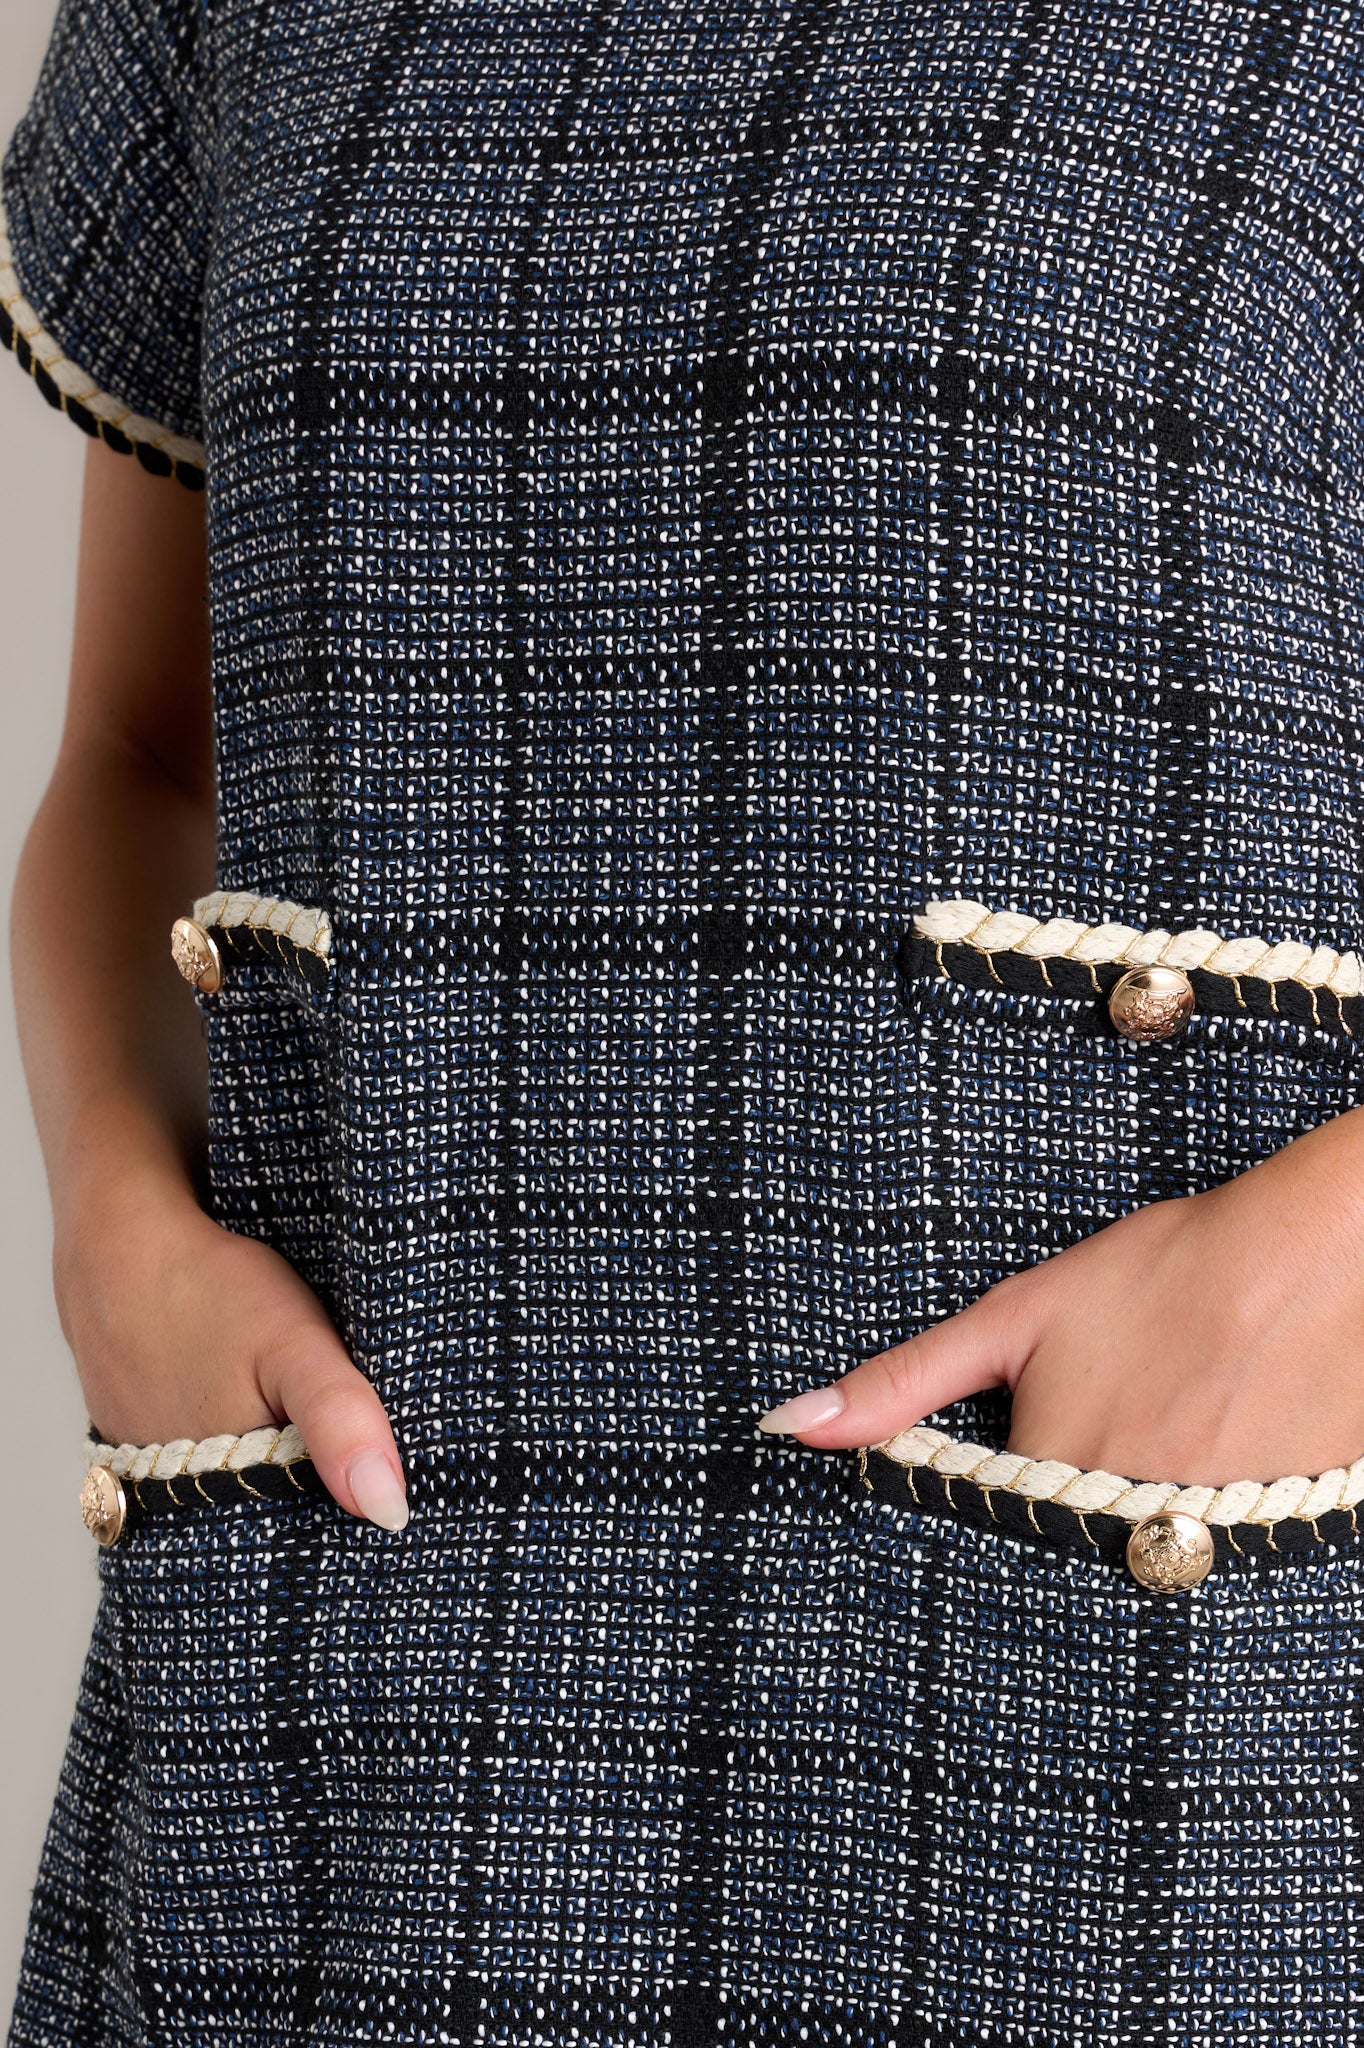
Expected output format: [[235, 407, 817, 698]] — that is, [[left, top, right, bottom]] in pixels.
[[9, 444, 405, 1534], [57, 1169, 408, 1529], [759, 1106, 1364, 1487]]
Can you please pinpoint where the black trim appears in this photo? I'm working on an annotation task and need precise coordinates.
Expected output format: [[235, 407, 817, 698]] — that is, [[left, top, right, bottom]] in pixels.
[[199, 904, 1364, 1041], [860, 1443, 1364, 1581], [0, 299, 205, 491], [898, 931, 1364, 1042], [106, 1452, 329, 1530], [204, 917, 332, 990]]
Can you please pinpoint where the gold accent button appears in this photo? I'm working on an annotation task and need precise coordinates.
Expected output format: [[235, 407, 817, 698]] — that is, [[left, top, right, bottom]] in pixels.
[[80, 1465, 127, 1547], [1125, 1510, 1215, 1591], [1107, 964, 1195, 1041], [170, 916, 223, 994]]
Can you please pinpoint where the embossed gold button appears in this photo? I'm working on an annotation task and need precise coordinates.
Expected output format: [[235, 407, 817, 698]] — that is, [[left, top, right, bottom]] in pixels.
[[170, 916, 223, 994], [80, 1465, 127, 1547], [1107, 964, 1195, 1041], [1125, 1510, 1214, 1591]]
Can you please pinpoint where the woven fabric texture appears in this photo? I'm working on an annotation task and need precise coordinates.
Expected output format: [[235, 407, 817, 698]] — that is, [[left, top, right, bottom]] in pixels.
[[9, 0, 1364, 2043]]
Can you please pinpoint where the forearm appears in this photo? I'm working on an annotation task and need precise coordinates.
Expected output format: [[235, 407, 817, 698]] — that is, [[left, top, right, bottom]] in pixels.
[[9, 438, 215, 1247], [11, 736, 214, 1234], [6, 446, 401, 1521]]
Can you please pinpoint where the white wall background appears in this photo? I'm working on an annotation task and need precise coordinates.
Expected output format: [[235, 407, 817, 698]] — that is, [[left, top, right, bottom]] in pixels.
[[1, 0, 102, 2025]]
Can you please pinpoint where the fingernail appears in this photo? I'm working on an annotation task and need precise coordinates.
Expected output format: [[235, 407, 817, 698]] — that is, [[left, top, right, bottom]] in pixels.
[[348, 1450, 409, 1531], [757, 1383, 847, 1434]]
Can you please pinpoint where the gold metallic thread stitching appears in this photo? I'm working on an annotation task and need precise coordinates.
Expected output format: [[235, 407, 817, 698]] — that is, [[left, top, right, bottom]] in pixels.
[[926, 910, 1360, 1037], [866, 1441, 1358, 1564], [120, 1454, 319, 1509], [201, 891, 331, 973], [0, 295, 202, 480]]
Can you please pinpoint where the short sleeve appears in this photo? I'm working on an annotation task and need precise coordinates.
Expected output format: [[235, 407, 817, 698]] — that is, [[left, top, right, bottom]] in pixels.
[[0, 0, 212, 487]]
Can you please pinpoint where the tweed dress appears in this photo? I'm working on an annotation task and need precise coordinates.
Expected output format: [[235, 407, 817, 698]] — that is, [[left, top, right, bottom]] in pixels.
[[9, 0, 1364, 2040]]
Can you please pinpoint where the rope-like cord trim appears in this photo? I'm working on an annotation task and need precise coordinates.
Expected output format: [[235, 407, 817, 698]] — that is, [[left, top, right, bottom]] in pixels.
[[872, 1424, 1364, 1530], [914, 898, 1364, 1000], [90, 1414, 1364, 1542], [0, 185, 206, 488], [193, 890, 333, 963], [87, 1423, 308, 1482]]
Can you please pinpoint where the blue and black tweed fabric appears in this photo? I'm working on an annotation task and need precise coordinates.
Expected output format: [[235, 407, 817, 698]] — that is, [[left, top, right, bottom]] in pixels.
[[8, 0, 1364, 2041]]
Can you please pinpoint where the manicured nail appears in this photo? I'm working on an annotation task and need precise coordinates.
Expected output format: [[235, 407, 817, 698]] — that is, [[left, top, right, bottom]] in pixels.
[[348, 1450, 409, 1531], [757, 1383, 847, 1434]]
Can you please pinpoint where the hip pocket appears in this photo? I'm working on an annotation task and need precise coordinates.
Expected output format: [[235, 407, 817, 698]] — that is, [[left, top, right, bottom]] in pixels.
[[168, 885, 340, 1292], [90, 1423, 334, 2035], [82, 1422, 328, 1541], [856, 1423, 1364, 1591], [879, 894, 1364, 1447], [840, 1442, 1364, 2037]]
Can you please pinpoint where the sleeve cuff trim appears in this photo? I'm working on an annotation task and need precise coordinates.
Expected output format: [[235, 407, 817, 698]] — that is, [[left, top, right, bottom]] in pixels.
[[0, 188, 205, 490]]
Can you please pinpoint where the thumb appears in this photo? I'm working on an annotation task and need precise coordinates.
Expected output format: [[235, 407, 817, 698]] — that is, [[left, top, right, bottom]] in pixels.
[[757, 1276, 1038, 1449], [261, 1323, 409, 1531]]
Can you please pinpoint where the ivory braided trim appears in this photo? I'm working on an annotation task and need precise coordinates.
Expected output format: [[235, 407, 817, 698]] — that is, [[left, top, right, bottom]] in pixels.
[[876, 1425, 1364, 1528], [87, 1423, 308, 1484], [915, 897, 1364, 999], [88, 1416, 1364, 1535], [194, 890, 332, 960], [0, 189, 206, 470]]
